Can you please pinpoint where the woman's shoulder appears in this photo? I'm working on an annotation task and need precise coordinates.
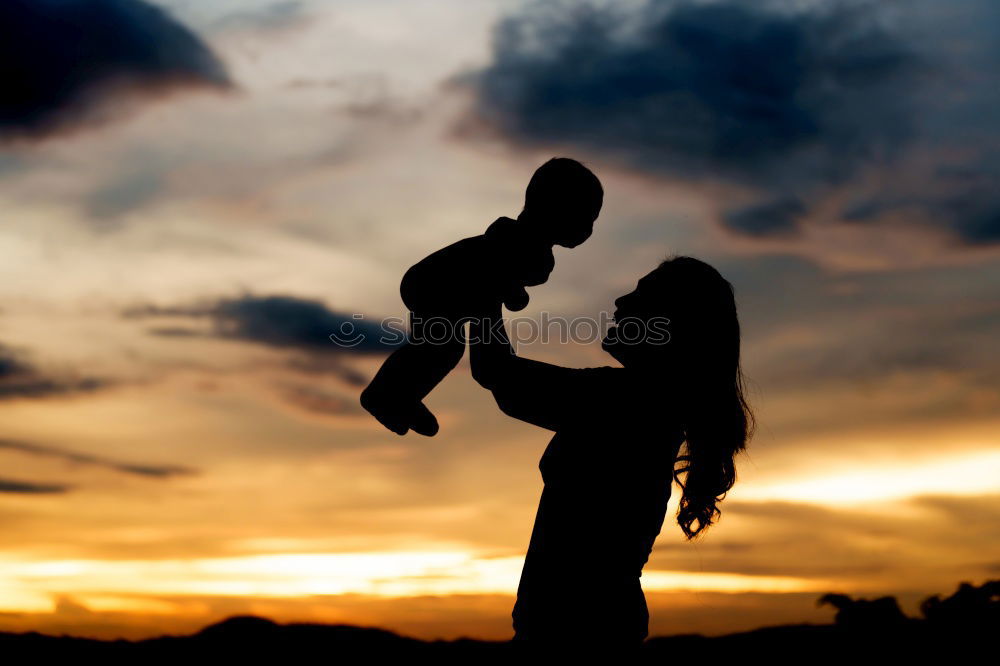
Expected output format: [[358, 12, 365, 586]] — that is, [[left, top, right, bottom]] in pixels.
[[567, 365, 628, 388], [573, 365, 683, 427], [564, 365, 647, 410], [576, 364, 625, 375], [573, 364, 649, 386]]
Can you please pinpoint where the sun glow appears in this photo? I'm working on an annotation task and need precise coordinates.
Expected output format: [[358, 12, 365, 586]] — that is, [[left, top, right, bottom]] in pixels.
[[739, 448, 1000, 505], [0, 550, 835, 613]]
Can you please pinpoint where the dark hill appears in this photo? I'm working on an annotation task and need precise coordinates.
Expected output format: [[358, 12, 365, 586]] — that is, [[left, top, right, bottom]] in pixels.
[[0, 615, 984, 663], [0, 581, 993, 663]]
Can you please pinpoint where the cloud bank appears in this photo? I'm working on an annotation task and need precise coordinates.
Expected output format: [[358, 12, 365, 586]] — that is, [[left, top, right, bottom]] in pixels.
[[127, 295, 402, 354], [0, 345, 108, 400], [0, 478, 70, 495], [0, 0, 231, 140], [465, 0, 1000, 245], [0, 440, 195, 479]]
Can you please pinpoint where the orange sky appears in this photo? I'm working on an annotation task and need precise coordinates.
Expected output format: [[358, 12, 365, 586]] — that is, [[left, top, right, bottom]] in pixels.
[[1, 0, 998, 641]]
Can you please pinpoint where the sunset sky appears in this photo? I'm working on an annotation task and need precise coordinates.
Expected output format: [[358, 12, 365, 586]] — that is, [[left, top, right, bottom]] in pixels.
[[1, 0, 998, 641]]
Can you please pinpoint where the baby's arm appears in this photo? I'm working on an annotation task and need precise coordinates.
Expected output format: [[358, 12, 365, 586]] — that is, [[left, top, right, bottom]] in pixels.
[[400, 219, 554, 318], [482, 219, 555, 312]]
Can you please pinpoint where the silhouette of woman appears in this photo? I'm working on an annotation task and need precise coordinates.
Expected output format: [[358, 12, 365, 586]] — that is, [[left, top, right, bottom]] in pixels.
[[470, 256, 753, 650]]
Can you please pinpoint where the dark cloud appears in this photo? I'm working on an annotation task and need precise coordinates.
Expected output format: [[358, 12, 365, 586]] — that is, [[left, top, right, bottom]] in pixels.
[[284, 356, 369, 387], [467, 0, 1000, 245], [276, 383, 360, 416], [144, 327, 204, 338], [0, 440, 195, 479], [0, 377, 106, 400], [842, 171, 1000, 245], [850, 0, 1000, 246], [212, 1, 306, 32], [0, 478, 70, 494], [83, 168, 164, 222], [126, 295, 404, 415], [723, 197, 806, 237], [722, 251, 1000, 343], [0, 345, 109, 401], [0, 0, 230, 140], [127, 295, 404, 354], [694, 253, 1000, 438], [125, 295, 402, 392], [122, 304, 210, 318], [468, 0, 916, 184], [214, 294, 404, 353]]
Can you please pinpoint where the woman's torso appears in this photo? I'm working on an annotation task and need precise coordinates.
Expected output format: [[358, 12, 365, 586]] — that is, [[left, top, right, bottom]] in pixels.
[[513, 374, 684, 640], [529, 414, 682, 577]]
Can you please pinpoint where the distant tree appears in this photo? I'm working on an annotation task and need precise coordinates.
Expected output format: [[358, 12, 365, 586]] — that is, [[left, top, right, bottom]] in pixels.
[[817, 593, 908, 629], [920, 580, 1000, 630]]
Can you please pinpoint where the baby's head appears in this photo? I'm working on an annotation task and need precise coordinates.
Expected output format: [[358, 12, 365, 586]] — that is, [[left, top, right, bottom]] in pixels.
[[520, 157, 603, 248]]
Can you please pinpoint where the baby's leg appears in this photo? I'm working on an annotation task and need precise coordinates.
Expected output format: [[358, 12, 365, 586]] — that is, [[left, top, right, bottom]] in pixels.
[[360, 314, 466, 436], [403, 312, 467, 399], [361, 343, 432, 436]]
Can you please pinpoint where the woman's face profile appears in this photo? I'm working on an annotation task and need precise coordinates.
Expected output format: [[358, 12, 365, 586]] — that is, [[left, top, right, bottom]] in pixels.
[[602, 270, 674, 368]]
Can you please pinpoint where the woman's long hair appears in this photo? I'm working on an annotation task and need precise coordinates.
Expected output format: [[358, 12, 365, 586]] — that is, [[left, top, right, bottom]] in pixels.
[[653, 257, 754, 540]]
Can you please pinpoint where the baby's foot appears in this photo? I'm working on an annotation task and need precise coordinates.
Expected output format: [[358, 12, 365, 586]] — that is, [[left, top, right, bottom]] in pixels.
[[360, 387, 439, 437], [407, 401, 439, 437], [360, 386, 411, 435]]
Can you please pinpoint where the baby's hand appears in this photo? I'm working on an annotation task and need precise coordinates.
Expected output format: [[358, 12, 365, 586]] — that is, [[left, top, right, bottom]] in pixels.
[[485, 218, 554, 309], [516, 241, 555, 287], [503, 285, 530, 312]]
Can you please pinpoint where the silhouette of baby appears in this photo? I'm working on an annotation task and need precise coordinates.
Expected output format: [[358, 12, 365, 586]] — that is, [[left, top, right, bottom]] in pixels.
[[360, 158, 604, 436]]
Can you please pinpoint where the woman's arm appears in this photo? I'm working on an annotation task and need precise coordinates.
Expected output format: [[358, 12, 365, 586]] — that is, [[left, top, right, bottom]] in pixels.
[[469, 306, 616, 431], [467, 304, 513, 390]]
